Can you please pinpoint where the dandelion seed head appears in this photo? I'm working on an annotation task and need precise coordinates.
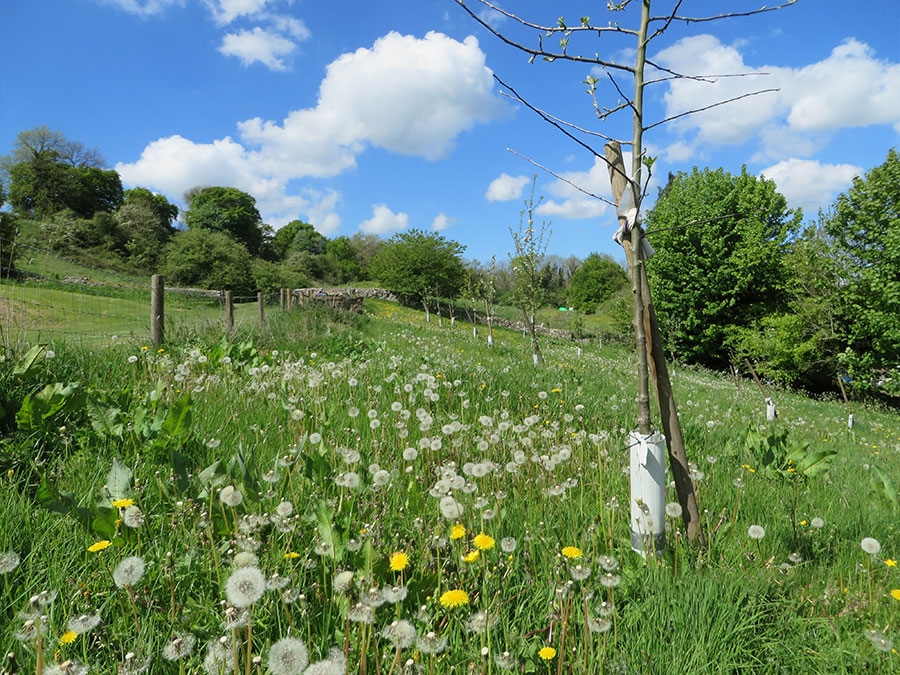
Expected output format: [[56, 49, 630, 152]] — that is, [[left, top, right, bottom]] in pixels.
[[665, 502, 683, 519], [810, 517, 824, 529], [113, 556, 145, 588], [861, 537, 881, 555], [747, 525, 766, 540], [122, 505, 144, 528], [0, 551, 21, 574], [225, 566, 265, 608], [381, 620, 417, 648], [67, 613, 101, 635], [500, 537, 517, 553], [416, 632, 448, 655], [162, 634, 196, 661], [266, 637, 309, 675], [220, 485, 243, 507], [864, 629, 893, 652]]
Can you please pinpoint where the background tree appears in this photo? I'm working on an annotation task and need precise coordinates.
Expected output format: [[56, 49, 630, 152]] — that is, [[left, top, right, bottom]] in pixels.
[[645, 167, 800, 369], [116, 188, 178, 269], [827, 148, 900, 396], [326, 236, 363, 283], [271, 220, 313, 259], [184, 186, 264, 255], [568, 252, 628, 313], [370, 229, 466, 314], [509, 178, 551, 366], [161, 228, 255, 294]]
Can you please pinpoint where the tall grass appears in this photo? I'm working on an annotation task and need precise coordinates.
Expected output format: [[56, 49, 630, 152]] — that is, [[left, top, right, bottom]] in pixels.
[[0, 300, 897, 674]]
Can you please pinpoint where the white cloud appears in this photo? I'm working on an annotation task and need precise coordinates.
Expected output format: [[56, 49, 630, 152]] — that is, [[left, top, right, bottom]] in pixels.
[[117, 32, 502, 233], [431, 213, 453, 231], [654, 36, 900, 160], [219, 27, 297, 70], [760, 158, 861, 215], [360, 205, 410, 235], [205, 0, 271, 25], [99, 0, 182, 17], [485, 173, 529, 202]]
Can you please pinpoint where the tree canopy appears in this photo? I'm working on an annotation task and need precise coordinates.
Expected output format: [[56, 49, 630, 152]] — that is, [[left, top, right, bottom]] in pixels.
[[161, 228, 255, 294], [646, 166, 801, 369], [184, 186, 264, 255], [827, 148, 900, 394], [568, 253, 627, 313], [370, 229, 466, 305]]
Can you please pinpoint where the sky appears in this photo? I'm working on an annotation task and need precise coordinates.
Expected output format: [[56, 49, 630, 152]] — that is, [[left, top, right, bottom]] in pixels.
[[2, 0, 898, 264]]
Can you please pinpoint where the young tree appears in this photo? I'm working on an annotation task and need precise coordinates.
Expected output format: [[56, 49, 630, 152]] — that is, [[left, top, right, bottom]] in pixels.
[[509, 178, 550, 366], [162, 228, 255, 294], [370, 229, 467, 315], [456, 0, 798, 543]]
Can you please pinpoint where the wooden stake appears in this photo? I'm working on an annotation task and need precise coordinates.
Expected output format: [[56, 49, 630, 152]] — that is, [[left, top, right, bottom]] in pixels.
[[606, 141, 702, 544], [258, 291, 265, 325], [225, 290, 234, 330], [150, 274, 164, 346]]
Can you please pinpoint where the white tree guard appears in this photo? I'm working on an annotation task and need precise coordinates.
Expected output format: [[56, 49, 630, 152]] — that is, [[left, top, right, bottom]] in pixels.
[[629, 431, 667, 557], [766, 397, 777, 421]]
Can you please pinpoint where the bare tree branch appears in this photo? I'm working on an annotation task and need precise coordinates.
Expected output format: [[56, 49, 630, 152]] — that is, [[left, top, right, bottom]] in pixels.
[[494, 74, 635, 190], [470, 0, 638, 36], [606, 72, 638, 117], [648, 0, 799, 25], [454, 0, 636, 72], [646, 0, 685, 40], [644, 71, 770, 86], [642, 88, 779, 132], [644, 209, 768, 235], [499, 91, 629, 144], [507, 148, 618, 208]]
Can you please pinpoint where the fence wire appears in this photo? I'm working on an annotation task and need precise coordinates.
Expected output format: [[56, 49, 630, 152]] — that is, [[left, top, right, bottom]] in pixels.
[[0, 238, 283, 348]]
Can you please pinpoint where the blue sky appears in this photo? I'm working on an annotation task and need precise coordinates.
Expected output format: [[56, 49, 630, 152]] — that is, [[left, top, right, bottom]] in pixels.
[[2, 0, 898, 263]]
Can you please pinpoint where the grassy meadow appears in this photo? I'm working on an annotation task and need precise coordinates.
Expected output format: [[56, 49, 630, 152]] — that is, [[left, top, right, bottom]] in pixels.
[[1, 298, 898, 674]]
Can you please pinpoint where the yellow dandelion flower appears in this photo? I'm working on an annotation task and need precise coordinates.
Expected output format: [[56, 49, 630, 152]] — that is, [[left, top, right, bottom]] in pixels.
[[538, 647, 557, 660], [59, 631, 78, 645], [450, 524, 466, 540], [87, 540, 111, 553], [111, 498, 134, 508], [885, 559, 898, 568], [439, 589, 469, 608], [473, 533, 495, 551], [561, 546, 583, 559], [462, 550, 480, 563], [891, 589, 900, 601], [389, 551, 409, 572], [284, 552, 300, 559]]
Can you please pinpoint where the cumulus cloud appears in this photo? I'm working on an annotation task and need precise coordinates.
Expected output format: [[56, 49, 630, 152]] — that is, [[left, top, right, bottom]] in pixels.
[[431, 213, 453, 231], [760, 158, 861, 215], [654, 36, 900, 161], [485, 173, 529, 202], [117, 32, 502, 233], [219, 26, 297, 70], [360, 205, 410, 235]]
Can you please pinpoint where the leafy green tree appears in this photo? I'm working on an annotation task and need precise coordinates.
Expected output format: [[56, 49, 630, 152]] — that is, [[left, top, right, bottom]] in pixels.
[[291, 221, 327, 256], [184, 186, 264, 255], [733, 219, 845, 391], [645, 167, 801, 369], [270, 220, 308, 259], [370, 229, 466, 311], [124, 188, 179, 229], [568, 253, 627, 313], [162, 228, 255, 294], [326, 236, 363, 283], [827, 148, 900, 395], [8, 156, 82, 217]]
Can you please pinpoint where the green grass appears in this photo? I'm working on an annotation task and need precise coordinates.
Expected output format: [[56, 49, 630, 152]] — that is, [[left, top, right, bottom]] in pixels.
[[0, 299, 897, 674]]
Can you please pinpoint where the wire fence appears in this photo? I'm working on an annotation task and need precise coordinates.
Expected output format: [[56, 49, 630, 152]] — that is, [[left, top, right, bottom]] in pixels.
[[0, 237, 283, 348]]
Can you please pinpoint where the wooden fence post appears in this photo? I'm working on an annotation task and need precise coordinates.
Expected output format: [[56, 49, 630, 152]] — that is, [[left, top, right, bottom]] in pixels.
[[280, 288, 285, 311], [150, 274, 164, 346], [258, 291, 265, 325], [225, 290, 234, 330]]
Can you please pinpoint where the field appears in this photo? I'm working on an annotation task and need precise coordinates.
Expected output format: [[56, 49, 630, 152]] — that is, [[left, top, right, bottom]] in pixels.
[[1, 298, 898, 674]]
